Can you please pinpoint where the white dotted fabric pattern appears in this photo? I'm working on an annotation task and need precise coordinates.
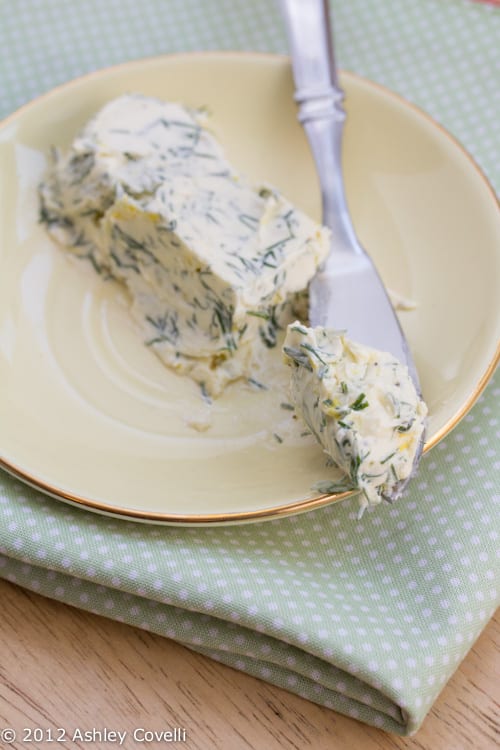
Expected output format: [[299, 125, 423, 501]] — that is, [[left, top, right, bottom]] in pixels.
[[0, 0, 498, 737]]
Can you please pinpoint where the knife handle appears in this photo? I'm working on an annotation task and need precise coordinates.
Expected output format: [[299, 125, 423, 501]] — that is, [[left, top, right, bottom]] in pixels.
[[279, 0, 343, 118], [279, 0, 362, 257]]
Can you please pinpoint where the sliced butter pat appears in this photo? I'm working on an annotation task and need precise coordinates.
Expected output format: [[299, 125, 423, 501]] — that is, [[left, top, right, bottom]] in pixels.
[[40, 94, 330, 396]]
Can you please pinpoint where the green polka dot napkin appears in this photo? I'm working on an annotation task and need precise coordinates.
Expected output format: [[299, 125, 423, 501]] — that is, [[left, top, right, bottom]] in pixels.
[[0, 0, 498, 736]]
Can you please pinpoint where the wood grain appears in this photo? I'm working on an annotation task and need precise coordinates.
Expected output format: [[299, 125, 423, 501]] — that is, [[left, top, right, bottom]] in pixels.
[[0, 579, 498, 750]]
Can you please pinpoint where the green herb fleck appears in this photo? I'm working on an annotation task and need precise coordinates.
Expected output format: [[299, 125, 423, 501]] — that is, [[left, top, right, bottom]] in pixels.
[[200, 382, 212, 404], [312, 479, 353, 494], [68, 152, 95, 184], [246, 310, 270, 320], [397, 419, 415, 433], [239, 213, 260, 231], [350, 393, 369, 411], [381, 451, 397, 464], [283, 346, 313, 370], [350, 455, 362, 484], [247, 377, 267, 390], [300, 342, 327, 365], [145, 311, 179, 346], [258, 306, 280, 348]]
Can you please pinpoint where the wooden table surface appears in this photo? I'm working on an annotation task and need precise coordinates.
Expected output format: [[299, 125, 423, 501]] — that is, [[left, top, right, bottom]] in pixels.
[[0, 579, 497, 750]]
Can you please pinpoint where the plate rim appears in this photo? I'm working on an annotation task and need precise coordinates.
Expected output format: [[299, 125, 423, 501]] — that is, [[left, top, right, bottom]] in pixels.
[[1, 50, 499, 525]]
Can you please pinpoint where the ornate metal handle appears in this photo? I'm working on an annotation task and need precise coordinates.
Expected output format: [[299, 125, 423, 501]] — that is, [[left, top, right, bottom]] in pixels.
[[279, 0, 362, 257]]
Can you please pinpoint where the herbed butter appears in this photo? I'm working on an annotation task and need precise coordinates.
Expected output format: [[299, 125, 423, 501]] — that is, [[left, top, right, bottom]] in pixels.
[[39, 94, 330, 395], [283, 322, 427, 513]]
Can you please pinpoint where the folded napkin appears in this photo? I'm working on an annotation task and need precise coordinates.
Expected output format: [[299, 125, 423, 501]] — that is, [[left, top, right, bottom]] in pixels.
[[1, 368, 498, 734], [1, 0, 499, 736]]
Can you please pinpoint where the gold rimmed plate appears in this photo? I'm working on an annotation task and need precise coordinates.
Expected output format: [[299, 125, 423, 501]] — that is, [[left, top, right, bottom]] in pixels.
[[0, 52, 499, 524]]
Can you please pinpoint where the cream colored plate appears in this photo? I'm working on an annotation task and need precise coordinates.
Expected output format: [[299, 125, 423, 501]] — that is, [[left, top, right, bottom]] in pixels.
[[0, 53, 499, 524]]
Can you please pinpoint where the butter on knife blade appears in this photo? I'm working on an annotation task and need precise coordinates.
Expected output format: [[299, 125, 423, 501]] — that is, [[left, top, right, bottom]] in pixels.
[[283, 322, 427, 516]]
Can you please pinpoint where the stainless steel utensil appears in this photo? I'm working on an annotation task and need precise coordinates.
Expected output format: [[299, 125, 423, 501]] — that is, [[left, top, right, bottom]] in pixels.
[[280, 0, 424, 495]]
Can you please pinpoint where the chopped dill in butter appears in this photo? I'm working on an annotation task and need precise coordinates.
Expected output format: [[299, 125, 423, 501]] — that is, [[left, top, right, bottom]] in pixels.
[[39, 94, 329, 396], [283, 322, 427, 514]]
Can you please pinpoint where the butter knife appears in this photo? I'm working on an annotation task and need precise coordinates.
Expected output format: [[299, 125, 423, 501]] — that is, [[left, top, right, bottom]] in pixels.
[[280, 0, 425, 500], [280, 0, 421, 391]]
